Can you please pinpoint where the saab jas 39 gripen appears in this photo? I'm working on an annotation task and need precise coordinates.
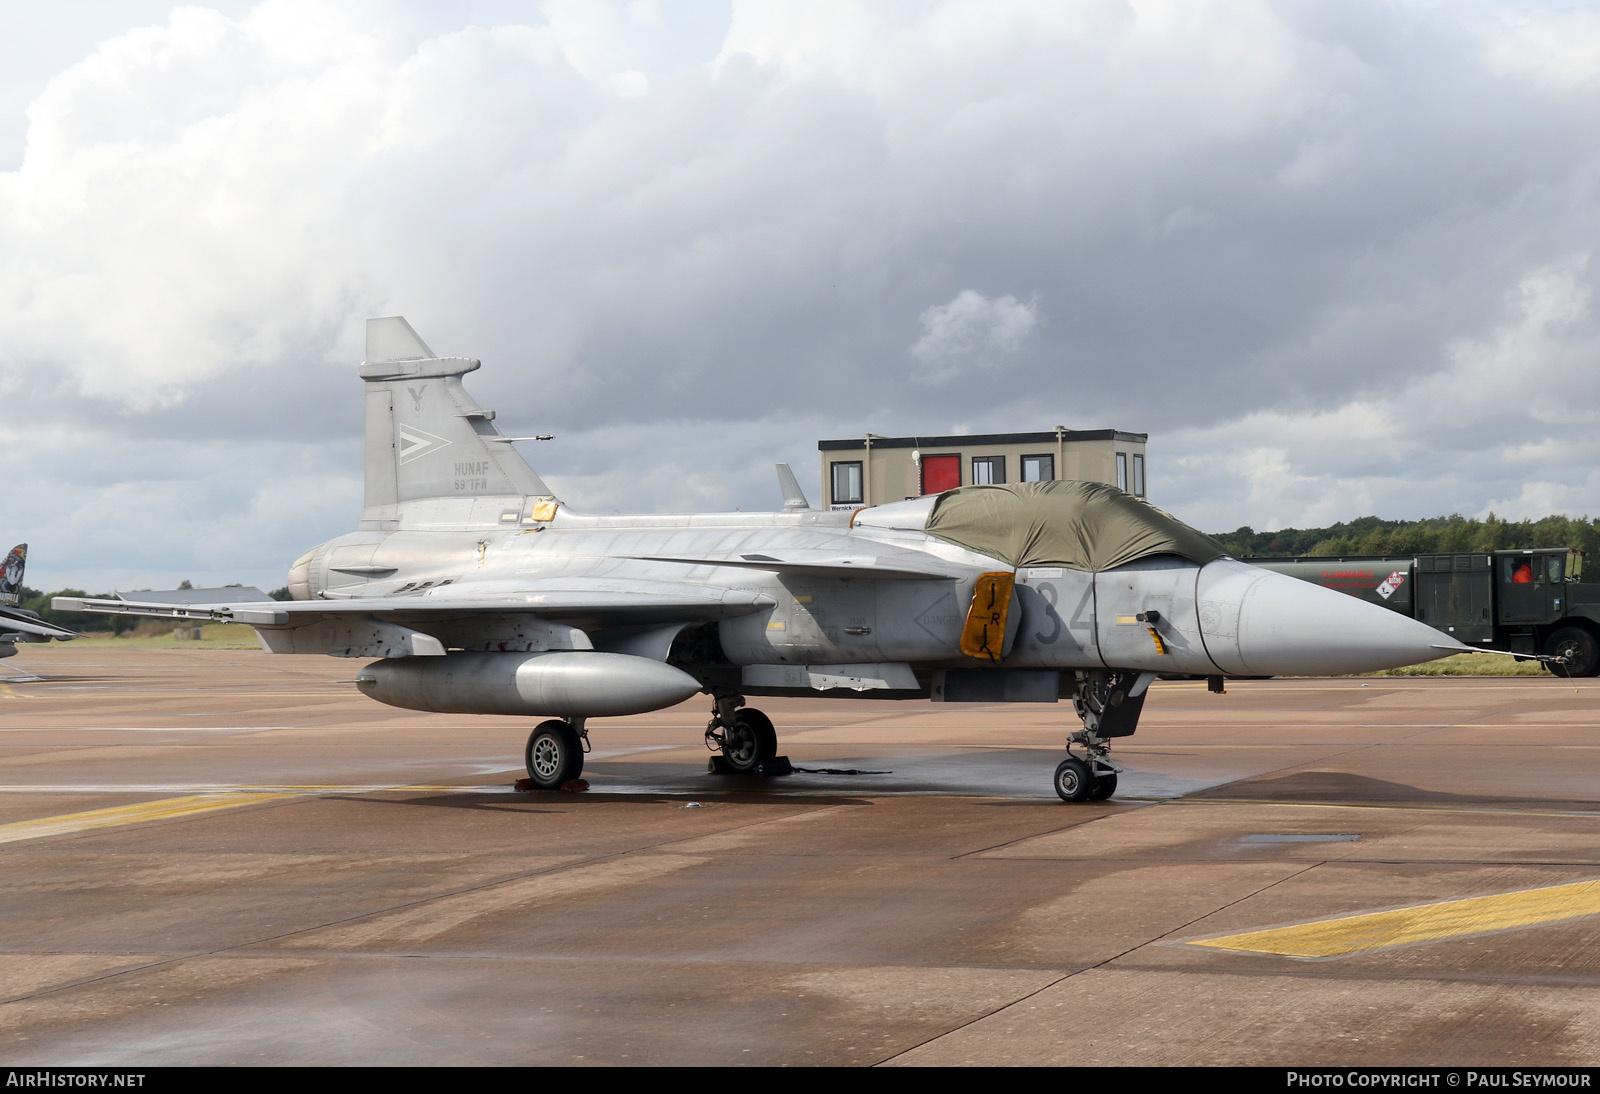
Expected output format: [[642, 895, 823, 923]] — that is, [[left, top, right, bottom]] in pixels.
[[3, 544, 77, 658], [56, 318, 1462, 801]]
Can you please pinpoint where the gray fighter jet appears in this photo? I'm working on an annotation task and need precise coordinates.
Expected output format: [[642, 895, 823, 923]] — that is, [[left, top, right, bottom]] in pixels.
[[56, 318, 1459, 800], [2, 544, 78, 658]]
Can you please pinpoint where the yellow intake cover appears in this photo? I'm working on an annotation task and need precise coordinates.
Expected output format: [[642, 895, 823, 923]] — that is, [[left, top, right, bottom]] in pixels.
[[960, 572, 1015, 661]]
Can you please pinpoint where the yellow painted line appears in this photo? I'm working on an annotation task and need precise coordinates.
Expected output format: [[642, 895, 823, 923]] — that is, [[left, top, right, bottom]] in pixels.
[[0, 783, 503, 795], [0, 792, 294, 845], [1182, 797, 1600, 817], [1223, 683, 1580, 691], [1190, 879, 1600, 957], [1134, 723, 1600, 731]]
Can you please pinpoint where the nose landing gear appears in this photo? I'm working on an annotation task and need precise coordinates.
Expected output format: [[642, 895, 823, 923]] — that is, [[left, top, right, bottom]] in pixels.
[[1054, 670, 1153, 802], [1053, 735, 1121, 802]]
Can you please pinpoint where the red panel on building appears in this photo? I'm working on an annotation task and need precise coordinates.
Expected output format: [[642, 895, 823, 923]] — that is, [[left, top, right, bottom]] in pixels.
[[920, 454, 961, 494]]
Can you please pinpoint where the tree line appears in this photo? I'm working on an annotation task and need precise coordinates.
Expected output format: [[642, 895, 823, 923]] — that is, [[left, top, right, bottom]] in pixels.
[[12, 584, 293, 633], [1209, 513, 1600, 560]]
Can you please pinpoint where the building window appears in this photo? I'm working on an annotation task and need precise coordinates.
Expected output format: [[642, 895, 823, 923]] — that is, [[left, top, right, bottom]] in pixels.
[[1021, 454, 1054, 482], [1116, 452, 1128, 492], [1132, 453, 1145, 497], [831, 461, 863, 505], [971, 455, 1005, 485]]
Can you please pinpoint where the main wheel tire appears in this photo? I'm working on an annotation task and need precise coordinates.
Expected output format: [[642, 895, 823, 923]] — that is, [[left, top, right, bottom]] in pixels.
[[1054, 757, 1093, 803], [1545, 626, 1600, 677], [721, 708, 777, 773], [524, 720, 583, 789], [1089, 772, 1118, 801]]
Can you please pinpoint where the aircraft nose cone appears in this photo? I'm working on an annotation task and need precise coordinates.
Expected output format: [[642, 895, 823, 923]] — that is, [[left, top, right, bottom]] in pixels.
[[1196, 560, 1460, 676], [1238, 566, 1457, 676]]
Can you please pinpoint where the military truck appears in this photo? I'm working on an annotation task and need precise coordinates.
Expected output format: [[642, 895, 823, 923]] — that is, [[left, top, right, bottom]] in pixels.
[[1248, 549, 1600, 675]]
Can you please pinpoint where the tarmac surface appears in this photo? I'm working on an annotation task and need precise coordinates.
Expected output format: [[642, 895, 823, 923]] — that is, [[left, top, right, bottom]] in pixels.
[[2, 646, 1599, 1066]]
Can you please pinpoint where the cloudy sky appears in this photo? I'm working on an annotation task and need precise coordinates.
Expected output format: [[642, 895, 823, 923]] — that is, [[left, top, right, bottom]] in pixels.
[[6, 0, 1600, 592]]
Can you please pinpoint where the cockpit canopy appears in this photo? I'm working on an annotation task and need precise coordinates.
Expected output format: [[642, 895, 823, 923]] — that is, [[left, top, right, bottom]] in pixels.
[[921, 480, 1228, 572]]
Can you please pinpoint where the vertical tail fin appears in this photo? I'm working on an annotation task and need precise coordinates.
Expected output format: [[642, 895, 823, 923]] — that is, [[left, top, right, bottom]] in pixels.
[[776, 464, 812, 510], [360, 317, 554, 528], [1, 544, 24, 605]]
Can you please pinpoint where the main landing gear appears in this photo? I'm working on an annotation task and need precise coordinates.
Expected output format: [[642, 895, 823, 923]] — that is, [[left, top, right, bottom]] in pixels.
[[1054, 670, 1152, 803], [523, 718, 588, 790], [704, 693, 782, 774]]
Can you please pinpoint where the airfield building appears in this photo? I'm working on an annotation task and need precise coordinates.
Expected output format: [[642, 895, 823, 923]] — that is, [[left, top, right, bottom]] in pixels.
[[817, 428, 1148, 509]]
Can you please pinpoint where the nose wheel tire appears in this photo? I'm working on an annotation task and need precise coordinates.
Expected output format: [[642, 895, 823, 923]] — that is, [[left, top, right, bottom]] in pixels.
[[1054, 757, 1093, 802], [1056, 757, 1118, 802], [721, 708, 777, 773], [525, 720, 584, 789]]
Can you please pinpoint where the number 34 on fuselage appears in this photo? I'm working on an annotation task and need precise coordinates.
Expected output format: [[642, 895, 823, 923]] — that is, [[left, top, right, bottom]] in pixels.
[[55, 318, 1460, 801]]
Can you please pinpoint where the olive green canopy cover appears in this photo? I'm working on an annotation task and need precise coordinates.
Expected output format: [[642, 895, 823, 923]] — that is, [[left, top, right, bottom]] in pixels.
[[923, 481, 1228, 572]]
